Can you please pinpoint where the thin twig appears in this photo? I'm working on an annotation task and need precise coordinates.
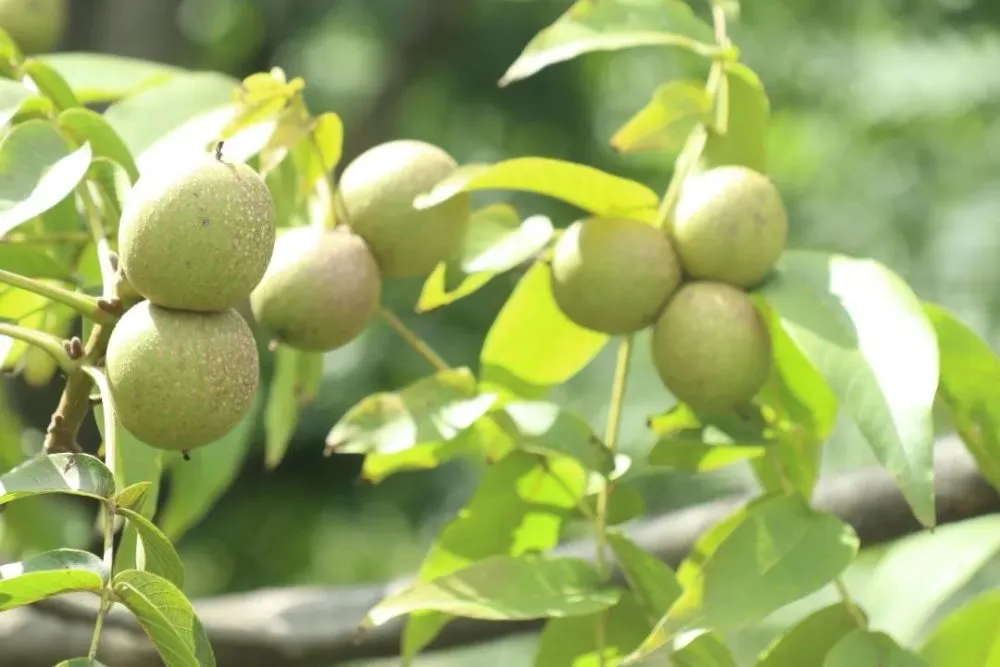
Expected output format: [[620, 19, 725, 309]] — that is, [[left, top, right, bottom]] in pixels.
[[379, 306, 450, 372], [0, 268, 115, 326], [0, 322, 76, 374]]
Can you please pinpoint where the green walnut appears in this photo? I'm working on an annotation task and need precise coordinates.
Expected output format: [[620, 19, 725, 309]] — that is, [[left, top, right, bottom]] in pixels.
[[337, 139, 471, 278], [550, 217, 682, 335], [118, 153, 277, 312], [671, 165, 788, 288], [250, 226, 382, 352], [651, 281, 772, 412], [0, 0, 66, 54], [106, 301, 259, 452]]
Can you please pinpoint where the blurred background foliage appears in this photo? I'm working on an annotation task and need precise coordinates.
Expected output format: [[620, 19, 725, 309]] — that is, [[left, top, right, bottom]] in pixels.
[[2, 0, 1000, 665]]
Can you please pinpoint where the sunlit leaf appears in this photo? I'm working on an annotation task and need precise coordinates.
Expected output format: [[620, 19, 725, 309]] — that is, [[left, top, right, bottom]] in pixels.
[[118, 506, 185, 588], [0, 243, 72, 278], [112, 569, 216, 667], [0, 78, 34, 127], [647, 403, 773, 473], [919, 589, 1000, 666], [611, 80, 711, 153], [0, 548, 106, 610], [757, 250, 939, 527], [700, 62, 770, 173], [57, 107, 139, 182], [672, 630, 738, 666], [493, 401, 614, 474], [39, 52, 182, 103], [21, 58, 81, 111], [824, 629, 927, 667], [756, 603, 863, 667], [535, 593, 653, 666], [499, 0, 718, 86], [0, 453, 116, 506]]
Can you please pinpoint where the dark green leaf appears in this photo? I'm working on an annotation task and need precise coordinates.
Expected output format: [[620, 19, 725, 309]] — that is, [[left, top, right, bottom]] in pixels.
[[607, 530, 681, 618], [672, 631, 738, 666], [112, 569, 216, 667], [700, 63, 770, 173], [860, 514, 1000, 646], [114, 482, 152, 512], [21, 58, 81, 110], [364, 554, 620, 626], [0, 548, 106, 610], [481, 260, 609, 399], [0, 453, 116, 506], [493, 401, 614, 474], [0, 244, 72, 278], [534, 593, 653, 666], [611, 80, 711, 153], [326, 367, 497, 455], [414, 156, 659, 222], [757, 250, 939, 527], [402, 450, 586, 659], [418, 206, 554, 313], [38, 52, 182, 103], [824, 629, 927, 667], [919, 589, 1000, 666], [0, 119, 92, 237], [117, 506, 185, 588], [264, 344, 310, 470], [157, 395, 259, 541], [58, 107, 139, 182], [499, 0, 718, 87], [0, 78, 34, 126], [925, 302, 1000, 495], [756, 603, 862, 667], [585, 482, 646, 526]]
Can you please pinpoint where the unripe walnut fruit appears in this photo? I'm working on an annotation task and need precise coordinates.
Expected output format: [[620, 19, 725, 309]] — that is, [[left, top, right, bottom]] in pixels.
[[651, 281, 772, 412], [550, 217, 682, 335], [337, 139, 471, 278], [118, 153, 277, 312], [0, 0, 66, 54], [106, 302, 259, 452], [250, 226, 382, 352], [672, 165, 788, 288]]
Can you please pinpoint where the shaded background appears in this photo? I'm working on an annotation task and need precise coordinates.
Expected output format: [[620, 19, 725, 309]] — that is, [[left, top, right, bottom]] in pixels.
[[3, 0, 1000, 664]]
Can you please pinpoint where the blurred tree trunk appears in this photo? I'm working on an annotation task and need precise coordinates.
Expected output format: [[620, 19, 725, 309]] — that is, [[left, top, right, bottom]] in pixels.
[[64, 0, 184, 64]]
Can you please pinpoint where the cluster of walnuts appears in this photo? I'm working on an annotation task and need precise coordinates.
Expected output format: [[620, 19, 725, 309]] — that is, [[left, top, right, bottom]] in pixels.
[[549, 165, 788, 413], [105, 139, 470, 454]]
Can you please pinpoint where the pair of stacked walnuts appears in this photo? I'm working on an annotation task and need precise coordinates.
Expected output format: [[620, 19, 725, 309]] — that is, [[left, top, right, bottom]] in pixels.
[[550, 165, 788, 413], [107, 139, 470, 453]]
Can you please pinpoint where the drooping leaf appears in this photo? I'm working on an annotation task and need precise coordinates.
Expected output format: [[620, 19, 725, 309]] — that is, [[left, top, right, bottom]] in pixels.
[[413, 157, 659, 221], [0, 77, 35, 127], [326, 367, 497, 455], [0, 452, 116, 506], [265, 344, 323, 470], [534, 593, 653, 667], [924, 303, 1000, 495], [418, 206, 554, 313], [401, 450, 586, 660], [38, 52, 182, 103], [824, 629, 928, 667], [0, 120, 92, 237], [756, 603, 863, 667], [860, 514, 1000, 646], [112, 569, 216, 667], [0, 548, 106, 610], [481, 260, 609, 399], [57, 107, 139, 182], [493, 401, 614, 475], [757, 250, 940, 527], [0, 244, 72, 278], [919, 589, 1000, 666], [499, 0, 718, 87], [611, 80, 712, 154], [222, 69, 304, 140], [363, 554, 620, 627], [700, 62, 770, 173], [607, 531, 681, 618], [21, 58, 81, 110], [117, 506, 186, 588]]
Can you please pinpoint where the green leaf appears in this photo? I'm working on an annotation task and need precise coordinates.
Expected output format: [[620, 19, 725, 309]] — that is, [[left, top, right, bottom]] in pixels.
[[647, 403, 773, 473], [534, 593, 653, 667], [757, 250, 939, 527], [481, 260, 609, 398], [0, 452, 116, 506], [21, 58, 81, 110], [117, 506, 186, 588], [860, 514, 1000, 646], [756, 603, 862, 667], [607, 531, 681, 618], [824, 629, 928, 667], [0, 244, 72, 278], [700, 62, 770, 173], [672, 631, 738, 666], [0, 548, 106, 610], [57, 107, 139, 182], [364, 554, 620, 627], [301, 111, 343, 191], [38, 52, 182, 103], [360, 432, 476, 484], [498, 0, 719, 87], [402, 450, 586, 660], [326, 367, 497, 455], [114, 481, 152, 512], [924, 303, 1000, 495], [0, 78, 34, 127], [417, 206, 554, 313], [0, 120, 92, 237], [611, 80, 712, 154], [414, 157, 660, 221], [112, 569, 216, 667], [919, 589, 1000, 666], [493, 401, 614, 475], [264, 345, 321, 470], [55, 660, 111, 667]]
